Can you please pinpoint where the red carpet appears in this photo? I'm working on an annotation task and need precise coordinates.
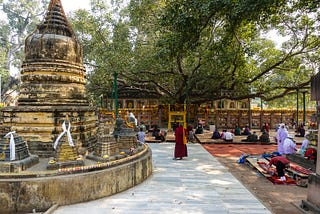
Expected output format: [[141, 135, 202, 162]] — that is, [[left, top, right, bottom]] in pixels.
[[202, 144, 278, 157]]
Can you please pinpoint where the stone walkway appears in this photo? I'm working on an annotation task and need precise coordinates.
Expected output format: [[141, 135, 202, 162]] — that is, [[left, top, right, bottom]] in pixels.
[[52, 143, 271, 214]]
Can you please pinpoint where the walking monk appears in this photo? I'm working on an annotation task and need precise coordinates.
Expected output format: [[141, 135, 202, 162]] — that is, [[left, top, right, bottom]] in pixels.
[[173, 123, 188, 160]]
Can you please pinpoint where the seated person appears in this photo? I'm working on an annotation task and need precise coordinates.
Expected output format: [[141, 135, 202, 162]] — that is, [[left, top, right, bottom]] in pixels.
[[211, 129, 221, 139], [152, 125, 160, 137], [187, 125, 195, 142], [259, 131, 270, 143], [234, 126, 241, 136], [283, 135, 297, 155], [241, 126, 251, 135], [155, 130, 166, 142], [295, 124, 305, 137], [241, 131, 258, 142], [220, 130, 226, 139], [298, 135, 309, 155], [223, 130, 233, 142], [195, 123, 203, 134]]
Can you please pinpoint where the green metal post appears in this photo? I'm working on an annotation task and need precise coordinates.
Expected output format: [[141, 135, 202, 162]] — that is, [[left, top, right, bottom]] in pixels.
[[248, 98, 251, 129], [113, 72, 119, 118], [303, 91, 306, 125], [296, 89, 299, 126]]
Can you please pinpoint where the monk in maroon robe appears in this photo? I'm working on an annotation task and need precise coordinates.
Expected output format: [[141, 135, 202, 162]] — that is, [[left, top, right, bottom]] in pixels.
[[174, 124, 188, 160]]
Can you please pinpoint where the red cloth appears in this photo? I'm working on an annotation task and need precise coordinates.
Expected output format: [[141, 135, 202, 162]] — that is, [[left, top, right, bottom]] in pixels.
[[304, 148, 316, 160], [267, 175, 296, 185], [174, 126, 188, 158], [257, 162, 296, 185], [268, 156, 290, 167]]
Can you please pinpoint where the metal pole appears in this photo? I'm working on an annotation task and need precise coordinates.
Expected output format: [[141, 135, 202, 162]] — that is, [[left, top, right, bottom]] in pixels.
[[113, 72, 118, 118], [248, 98, 252, 129], [303, 91, 306, 125], [296, 89, 299, 126]]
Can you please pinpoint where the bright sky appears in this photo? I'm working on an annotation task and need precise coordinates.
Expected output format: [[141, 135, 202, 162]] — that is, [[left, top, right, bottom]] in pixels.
[[61, 0, 91, 13]]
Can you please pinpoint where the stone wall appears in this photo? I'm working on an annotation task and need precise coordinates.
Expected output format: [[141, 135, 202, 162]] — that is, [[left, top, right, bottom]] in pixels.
[[0, 148, 152, 214]]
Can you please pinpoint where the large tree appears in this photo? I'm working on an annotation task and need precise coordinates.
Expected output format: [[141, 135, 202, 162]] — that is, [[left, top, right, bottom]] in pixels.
[[70, 0, 320, 104]]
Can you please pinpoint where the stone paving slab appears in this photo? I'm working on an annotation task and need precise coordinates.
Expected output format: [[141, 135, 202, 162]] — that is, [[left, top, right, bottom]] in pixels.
[[52, 143, 271, 214]]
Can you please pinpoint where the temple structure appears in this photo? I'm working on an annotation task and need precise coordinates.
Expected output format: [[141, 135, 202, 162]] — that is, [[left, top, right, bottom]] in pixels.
[[0, 0, 98, 157]]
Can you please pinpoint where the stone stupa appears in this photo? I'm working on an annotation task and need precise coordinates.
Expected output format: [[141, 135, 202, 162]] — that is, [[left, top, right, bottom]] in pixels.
[[1, 0, 98, 157]]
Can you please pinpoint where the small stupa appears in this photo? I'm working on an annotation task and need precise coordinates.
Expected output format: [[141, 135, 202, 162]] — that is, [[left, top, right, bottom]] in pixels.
[[88, 118, 140, 162], [47, 117, 84, 170], [0, 131, 39, 172], [1, 0, 98, 157]]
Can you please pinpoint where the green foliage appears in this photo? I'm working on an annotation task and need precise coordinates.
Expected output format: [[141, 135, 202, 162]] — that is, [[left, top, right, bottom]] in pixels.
[[66, 0, 320, 105], [0, 0, 314, 107], [0, 0, 49, 98]]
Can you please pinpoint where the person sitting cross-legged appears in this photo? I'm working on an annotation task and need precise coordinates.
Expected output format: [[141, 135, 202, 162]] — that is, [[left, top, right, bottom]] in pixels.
[[223, 130, 234, 142], [259, 131, 270, 143], [211, 129, 221, 139], [241, 131, 258, 142]]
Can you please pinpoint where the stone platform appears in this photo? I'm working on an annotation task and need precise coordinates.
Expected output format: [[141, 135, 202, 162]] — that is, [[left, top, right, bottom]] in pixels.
[[0, 145, 152, 213], [0, 155, 39, 173]]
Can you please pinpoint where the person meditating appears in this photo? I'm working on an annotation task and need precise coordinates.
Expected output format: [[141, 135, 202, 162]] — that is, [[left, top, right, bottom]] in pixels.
[[223, 130, 234, 142], [211, 129, 221, 139], [241, 131, 258, 142], [241, 126, 251, 135], [259, 131, 270, 143]]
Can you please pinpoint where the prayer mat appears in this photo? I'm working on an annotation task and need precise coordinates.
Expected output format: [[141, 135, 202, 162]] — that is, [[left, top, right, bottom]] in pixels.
[[289, 163, 312, 175], [257, 161, 296, 185]]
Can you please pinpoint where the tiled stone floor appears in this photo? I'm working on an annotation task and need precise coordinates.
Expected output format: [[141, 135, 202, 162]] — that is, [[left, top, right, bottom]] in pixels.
[[52, 143, 271, 214]]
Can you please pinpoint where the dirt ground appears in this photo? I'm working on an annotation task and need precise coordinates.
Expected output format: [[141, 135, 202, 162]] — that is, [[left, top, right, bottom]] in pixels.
[[202, 144, 309, 214]]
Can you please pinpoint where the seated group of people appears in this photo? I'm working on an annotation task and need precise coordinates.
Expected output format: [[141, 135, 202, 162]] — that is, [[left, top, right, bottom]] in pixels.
[[242, 131, 270, 143], [284, 134, 317, 161], [211, 129, 270, 143], [211, 129, 234, 142]]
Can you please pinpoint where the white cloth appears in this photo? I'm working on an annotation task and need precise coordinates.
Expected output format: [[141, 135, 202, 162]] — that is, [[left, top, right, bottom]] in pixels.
[[276, 126, 288, 154], [5, 131, 16, 161], [53, 121, 74, 150], [224, 132, 233, 140], [129, 112, 137, 126], [283, 138, 296, 154], [298, 139, 309, 154]]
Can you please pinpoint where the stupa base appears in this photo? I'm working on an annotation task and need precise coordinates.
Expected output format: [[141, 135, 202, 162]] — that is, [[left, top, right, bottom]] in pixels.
[[0, 155, 39, 173], [47, 159, 85, 170]]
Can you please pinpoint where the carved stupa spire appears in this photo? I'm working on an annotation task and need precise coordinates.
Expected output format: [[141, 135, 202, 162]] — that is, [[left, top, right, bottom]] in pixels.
[[38, 0, 74, 37], [21, 0, 87, 106]]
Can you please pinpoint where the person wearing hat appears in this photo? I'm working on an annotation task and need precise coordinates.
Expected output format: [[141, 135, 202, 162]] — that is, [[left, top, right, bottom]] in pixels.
[[283, 134, 297, 155], [276, 123, 288, 154]]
